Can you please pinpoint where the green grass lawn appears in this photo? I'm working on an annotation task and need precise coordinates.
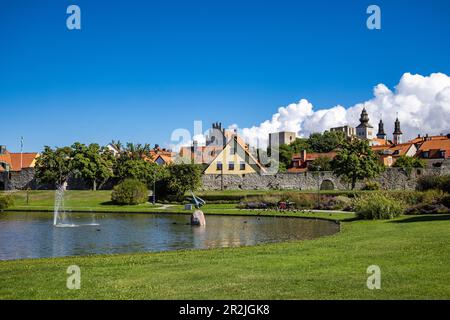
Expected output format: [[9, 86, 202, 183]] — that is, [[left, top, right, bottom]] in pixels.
[[1, 214, 449, 299], [3, 190, 356, 220], [1, 190, 449, 299]]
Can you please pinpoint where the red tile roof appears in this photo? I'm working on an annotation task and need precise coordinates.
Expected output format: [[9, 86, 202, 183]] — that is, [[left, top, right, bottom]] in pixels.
[[292, 151, 337, 161], [287, 167, 308, 173], [371, 138, 392, 146], [410, 135, 448, 144], [417, 139, 450, 159], [372, 142, 415, 157], [0, 151, 39, 171]]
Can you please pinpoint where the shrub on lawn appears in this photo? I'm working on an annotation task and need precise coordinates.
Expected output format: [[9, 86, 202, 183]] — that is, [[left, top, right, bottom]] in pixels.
[[404, 192, 450, 215], [391, 190, 444, 206], [362, 181, 381, 191], [282, 192, 315, 209], [241, 192, 315, 209], [0, 194, 14, 211], [439, 175, 450, 193], [416, 175, 450, 193], [405, 203, 449, 215], [416, 175, 438, 191], [354, 193, 404, 220], [111, 179, 148, 205], [317, 195, 353, 211], [199, 194, 245, 203], [242, 193, 280, 208], [441, 194, 450, 208]]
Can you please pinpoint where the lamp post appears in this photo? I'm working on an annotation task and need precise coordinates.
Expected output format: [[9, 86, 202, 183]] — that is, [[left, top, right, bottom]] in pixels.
[[153, 176, 156, 205], [316, 165, 321, 209]]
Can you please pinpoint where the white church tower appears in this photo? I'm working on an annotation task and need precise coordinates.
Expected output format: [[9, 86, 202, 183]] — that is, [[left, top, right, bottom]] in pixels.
[[356, 108, 374, 140], [393, 118, 403, 144]]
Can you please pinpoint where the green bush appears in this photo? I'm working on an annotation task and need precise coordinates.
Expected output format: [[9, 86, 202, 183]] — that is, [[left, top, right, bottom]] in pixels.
[[241, 192, 315, 209], [282, 192, 315, 209], [354, 193, 404, 220], [441, 194, 450, 208], [0, 194, 14, 211], [111, 179, 149, 205], [199, 194, 246, 203], [391, 190, 444, 206], [362, 181, 381, 190], [317, 195, 352, 210], [243, 193, 281, 208], [417, 175, 450, 193], [439, 175, 450, 193], [405, 202, 449, 215], [157, 164, 202, 202]]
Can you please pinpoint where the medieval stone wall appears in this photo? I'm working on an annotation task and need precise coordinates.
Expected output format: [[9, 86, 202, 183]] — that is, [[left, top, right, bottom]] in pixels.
[[0, 168, 37, 190], [1, 159, 449, 191], [201, 165, 450, 191]]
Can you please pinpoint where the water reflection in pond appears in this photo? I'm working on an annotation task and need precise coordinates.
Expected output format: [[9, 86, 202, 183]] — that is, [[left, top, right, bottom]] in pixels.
[[0, 212, 339, 260]]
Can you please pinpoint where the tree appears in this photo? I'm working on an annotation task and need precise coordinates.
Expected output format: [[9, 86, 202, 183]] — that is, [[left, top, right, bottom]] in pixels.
[[277, 144, 295, 170], [158, 164, 202, 201], [270, 133, 344, 173], [308, 156, 332, 171], [35, 146, 73, 187], [71, 142, 115, 190], [393, 155, 426, 171], [331, 139, 384, 189], [114, 158, 160, 185], [122, 142, 153, 160], [111, 141, 160, 186], [308, 131, 345, 153], [289, 138, 312, 153]]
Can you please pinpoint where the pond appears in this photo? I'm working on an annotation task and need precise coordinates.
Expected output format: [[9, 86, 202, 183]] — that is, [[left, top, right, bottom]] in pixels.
[[0, 212, 339, 260]]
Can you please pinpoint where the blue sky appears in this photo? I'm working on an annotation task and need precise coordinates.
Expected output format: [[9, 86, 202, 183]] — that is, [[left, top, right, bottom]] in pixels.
[[1, 0, 450, 152]]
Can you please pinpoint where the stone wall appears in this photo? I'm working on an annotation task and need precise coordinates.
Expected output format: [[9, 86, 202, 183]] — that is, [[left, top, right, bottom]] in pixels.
[[201, 165, 450, 191], [0, 168, 117, 191], [1, 159, 449, 191], [0, 168, 37, 190]]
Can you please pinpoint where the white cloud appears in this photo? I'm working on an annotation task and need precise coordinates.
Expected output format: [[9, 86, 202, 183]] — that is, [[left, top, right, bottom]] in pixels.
[[235, 72, 450, 148]]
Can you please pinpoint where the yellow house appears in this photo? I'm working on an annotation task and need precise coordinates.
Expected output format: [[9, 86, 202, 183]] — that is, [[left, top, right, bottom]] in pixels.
[[203, 136, 265, 175]]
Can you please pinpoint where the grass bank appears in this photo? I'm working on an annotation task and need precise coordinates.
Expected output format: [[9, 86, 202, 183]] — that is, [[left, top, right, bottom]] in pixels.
[[3, 190, 356, 221], [1, 214, 449, 299]]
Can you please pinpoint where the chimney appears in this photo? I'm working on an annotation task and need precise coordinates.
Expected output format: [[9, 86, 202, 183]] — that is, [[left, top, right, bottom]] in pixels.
[[0, 145, 6, 155], [301, 150, 307, 162]]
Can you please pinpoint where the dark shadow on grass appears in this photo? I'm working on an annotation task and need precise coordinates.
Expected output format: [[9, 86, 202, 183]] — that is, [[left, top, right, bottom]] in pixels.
[[391, 214, 450, 223], [100, 201, 118, 206], [341, 216, 363, 222]]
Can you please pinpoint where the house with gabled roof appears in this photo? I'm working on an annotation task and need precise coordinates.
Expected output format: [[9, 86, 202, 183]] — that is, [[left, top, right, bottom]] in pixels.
[[416, 136, 450, 167], [203, 136, 265, 175], [0, 145, 39, 190], [0, 146, 39, 172], [287, 150, 337, 173], [371, 142, 417, 167]]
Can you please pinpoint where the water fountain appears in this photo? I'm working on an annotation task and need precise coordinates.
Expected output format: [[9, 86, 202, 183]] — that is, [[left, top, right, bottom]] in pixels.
[[53, 182, 99, 228]]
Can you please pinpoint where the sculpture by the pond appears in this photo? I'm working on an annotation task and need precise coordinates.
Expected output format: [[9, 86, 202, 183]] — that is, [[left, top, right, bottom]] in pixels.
[[190, 192, 206, 226]]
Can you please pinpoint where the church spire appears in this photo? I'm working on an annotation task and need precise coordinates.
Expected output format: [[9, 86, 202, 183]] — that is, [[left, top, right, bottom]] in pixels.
[[377, 119, 386, 140], [359, 107, 370, 126], [356, 107, 374, 140], [393, 117, 402, 144]]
